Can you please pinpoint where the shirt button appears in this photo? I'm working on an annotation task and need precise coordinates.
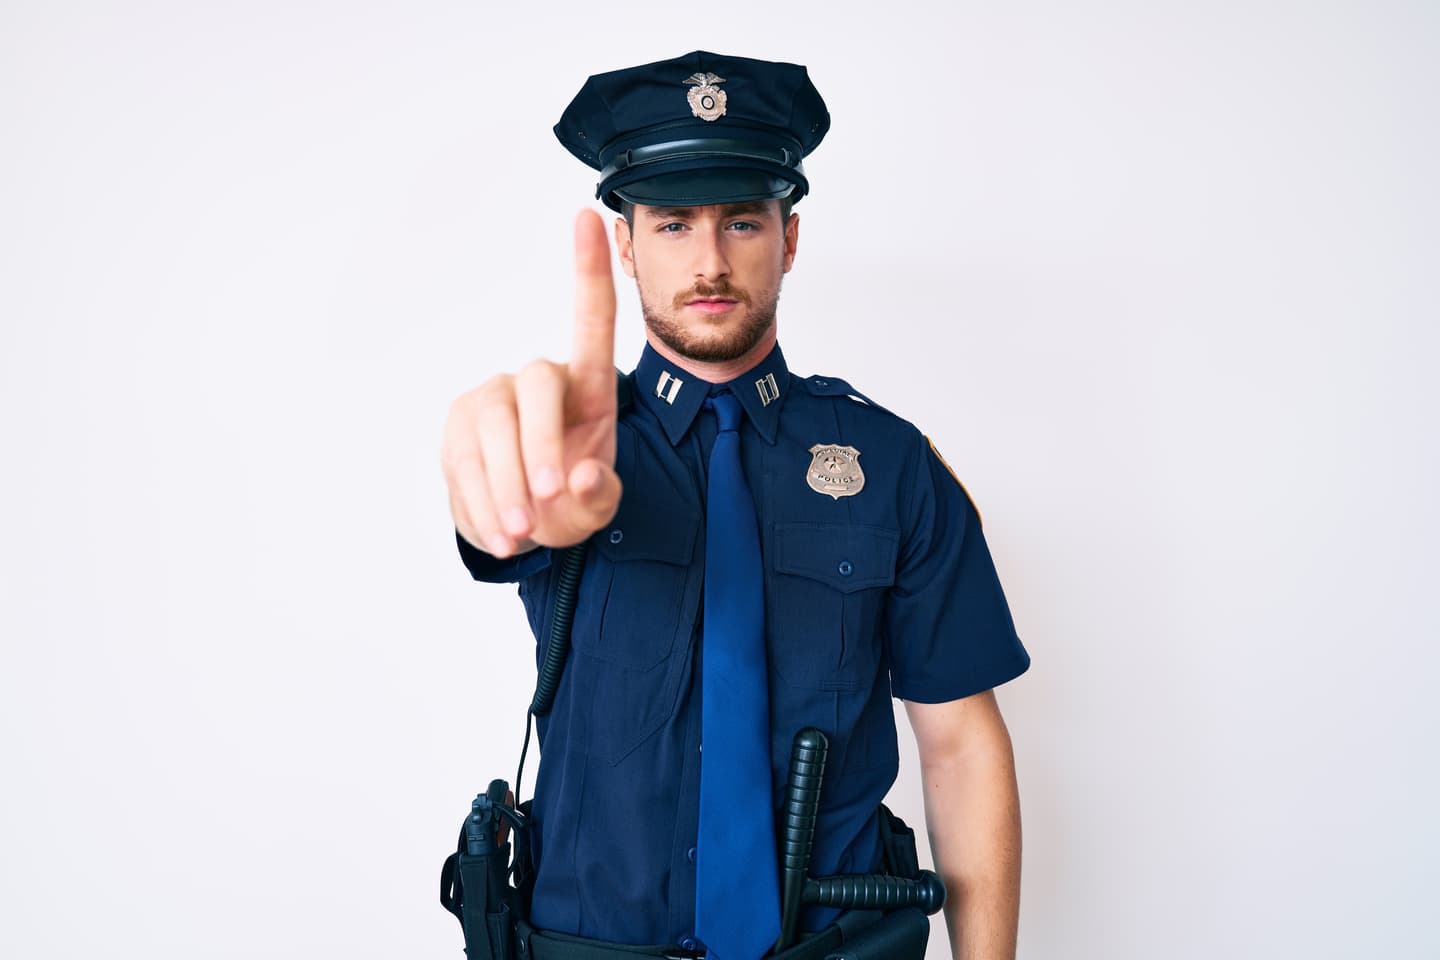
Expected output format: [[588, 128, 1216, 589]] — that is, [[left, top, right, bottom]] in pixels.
[[838, 560, 853, 576], [679, 936, 699, 951], [686, 846, 697, 863], [609, 529, 624, 544]]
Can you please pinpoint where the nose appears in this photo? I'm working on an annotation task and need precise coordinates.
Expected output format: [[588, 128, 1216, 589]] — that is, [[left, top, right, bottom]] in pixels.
[[693, 224, 731, 283]]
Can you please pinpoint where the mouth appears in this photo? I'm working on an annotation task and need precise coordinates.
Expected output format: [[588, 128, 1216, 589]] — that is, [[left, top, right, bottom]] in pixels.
[[686, 297, 741, 314]]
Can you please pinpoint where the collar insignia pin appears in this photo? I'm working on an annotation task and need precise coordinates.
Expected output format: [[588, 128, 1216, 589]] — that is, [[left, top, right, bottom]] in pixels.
[[806, 444, 865, 499], [684, 72, 728, 122], [755, 372, 779, 407], [655, 370, 683, 405]]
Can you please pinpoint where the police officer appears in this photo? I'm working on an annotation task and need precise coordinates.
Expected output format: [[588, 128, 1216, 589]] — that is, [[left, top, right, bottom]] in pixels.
[[441, 51, 1029, 960]]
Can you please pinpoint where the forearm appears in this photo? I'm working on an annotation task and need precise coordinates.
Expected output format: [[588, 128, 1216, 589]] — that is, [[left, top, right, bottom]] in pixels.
[[914, 702, 1022, 959]]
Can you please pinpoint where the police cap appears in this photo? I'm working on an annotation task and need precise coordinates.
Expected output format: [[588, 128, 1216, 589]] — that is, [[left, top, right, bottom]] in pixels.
[[554, 51, 830, 212]]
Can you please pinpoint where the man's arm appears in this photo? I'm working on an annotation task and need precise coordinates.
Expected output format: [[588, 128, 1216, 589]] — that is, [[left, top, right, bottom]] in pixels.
[[905, 689, 1021, 960]]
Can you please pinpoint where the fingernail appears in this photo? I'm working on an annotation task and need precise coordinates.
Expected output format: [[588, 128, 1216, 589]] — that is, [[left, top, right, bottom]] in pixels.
[[533, 467, 562, 498], [488, 535, 512, 557], [502, 507, 530, 536]]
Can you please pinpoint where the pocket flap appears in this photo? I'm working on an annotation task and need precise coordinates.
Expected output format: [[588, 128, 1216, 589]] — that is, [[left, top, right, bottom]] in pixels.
[[772, 522, 899, 593], [593, 500, 698, 566]]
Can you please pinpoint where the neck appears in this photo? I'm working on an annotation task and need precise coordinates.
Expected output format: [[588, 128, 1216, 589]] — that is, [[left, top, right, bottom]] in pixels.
[[645, 327, 779, 384]]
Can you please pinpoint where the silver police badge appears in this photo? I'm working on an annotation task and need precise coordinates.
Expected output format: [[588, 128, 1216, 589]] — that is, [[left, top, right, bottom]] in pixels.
[[684, 72, 728, 121], [806, 444, 865, 499]]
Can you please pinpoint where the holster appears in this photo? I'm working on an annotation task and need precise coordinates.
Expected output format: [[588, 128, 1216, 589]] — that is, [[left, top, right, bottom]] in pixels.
[[876, 804, 921, 880], [819, 907, 929, 960], [440, 781, 533, 960]]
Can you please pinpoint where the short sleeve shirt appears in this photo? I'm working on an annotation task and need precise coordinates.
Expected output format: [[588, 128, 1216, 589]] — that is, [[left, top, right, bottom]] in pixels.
[[458, 343, 1029, 946]]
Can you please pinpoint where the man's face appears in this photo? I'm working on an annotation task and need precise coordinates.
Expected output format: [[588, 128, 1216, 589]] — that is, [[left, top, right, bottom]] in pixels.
[[616, 200, 799, 364]]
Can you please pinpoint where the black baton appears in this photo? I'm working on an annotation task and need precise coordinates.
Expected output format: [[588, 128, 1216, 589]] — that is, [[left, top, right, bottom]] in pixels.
[[776, 727, 828, 952], [802, 870, 947, 914]]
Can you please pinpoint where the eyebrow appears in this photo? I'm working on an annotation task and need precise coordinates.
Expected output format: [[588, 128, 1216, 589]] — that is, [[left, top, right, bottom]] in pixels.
[[642, 201, 773, 221]]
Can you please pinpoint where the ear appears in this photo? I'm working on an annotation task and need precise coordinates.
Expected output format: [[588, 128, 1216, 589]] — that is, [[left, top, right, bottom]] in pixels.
[[782, 212, 800, 274], [615, 217, 636, 279]]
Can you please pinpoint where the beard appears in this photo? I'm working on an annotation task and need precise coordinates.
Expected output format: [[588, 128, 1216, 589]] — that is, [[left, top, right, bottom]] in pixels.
[[639, 275, 780, 364]]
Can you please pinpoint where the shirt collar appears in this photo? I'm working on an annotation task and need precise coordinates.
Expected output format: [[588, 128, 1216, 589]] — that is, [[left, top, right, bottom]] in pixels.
[[633, 341, 790, 445]]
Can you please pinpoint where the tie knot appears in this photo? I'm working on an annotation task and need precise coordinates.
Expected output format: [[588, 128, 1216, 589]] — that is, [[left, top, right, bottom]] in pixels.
[[705, 391, 743, 432]]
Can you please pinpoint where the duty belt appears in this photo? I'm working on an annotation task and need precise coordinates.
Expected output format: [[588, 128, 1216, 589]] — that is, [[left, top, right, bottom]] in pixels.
[[517, 907, 931, 960]]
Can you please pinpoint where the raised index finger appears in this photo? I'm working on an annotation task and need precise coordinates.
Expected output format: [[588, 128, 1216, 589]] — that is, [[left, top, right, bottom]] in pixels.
[[572, 209, 616, 378]]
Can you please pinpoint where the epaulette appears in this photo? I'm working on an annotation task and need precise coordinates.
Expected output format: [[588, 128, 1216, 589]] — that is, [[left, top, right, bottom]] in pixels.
[[797, 374, 896, 418]]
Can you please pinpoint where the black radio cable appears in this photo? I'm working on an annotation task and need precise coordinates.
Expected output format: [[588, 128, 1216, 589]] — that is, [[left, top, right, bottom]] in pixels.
[[514, 542, 588, 803]]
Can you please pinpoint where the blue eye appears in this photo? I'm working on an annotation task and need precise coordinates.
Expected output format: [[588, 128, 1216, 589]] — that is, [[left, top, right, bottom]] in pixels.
[[659, 222, 687, 233], [727, 221, 757, 231]]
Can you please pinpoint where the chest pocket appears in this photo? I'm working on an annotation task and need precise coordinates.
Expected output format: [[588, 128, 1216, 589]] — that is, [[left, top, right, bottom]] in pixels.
[[578, 501, 699, 671], [767, 522, 899, 689], [571, 500, 699, 765]]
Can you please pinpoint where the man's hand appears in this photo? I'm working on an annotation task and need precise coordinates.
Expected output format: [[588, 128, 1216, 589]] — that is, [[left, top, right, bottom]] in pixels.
[[441, 210, 622, 558]]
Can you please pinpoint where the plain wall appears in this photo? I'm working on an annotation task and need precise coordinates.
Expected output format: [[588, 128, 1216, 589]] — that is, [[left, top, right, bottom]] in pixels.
[[2, 2, 1436, 957]]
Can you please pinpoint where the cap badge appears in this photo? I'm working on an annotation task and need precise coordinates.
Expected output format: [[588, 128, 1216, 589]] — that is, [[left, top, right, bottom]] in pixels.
[[684, 72, 728, 122], [806, 444, 865, 500]]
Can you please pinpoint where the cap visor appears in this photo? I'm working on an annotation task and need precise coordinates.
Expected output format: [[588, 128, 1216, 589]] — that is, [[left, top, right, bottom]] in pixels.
[[611, 169, 795, 209]]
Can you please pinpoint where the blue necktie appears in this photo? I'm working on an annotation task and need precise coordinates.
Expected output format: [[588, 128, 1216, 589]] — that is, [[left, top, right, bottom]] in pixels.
[[694, 391, 780, 960]]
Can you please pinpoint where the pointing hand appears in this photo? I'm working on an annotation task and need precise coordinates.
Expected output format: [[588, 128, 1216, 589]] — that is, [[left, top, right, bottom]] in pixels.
[[441, 210, 622, 557]]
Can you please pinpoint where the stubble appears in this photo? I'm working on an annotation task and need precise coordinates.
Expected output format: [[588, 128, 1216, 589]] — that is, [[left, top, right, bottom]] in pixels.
[[638, 276, 782, 364]]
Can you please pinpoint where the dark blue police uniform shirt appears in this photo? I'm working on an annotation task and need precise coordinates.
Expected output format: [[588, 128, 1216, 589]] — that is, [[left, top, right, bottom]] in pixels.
[[457, 343, 1029, 947]]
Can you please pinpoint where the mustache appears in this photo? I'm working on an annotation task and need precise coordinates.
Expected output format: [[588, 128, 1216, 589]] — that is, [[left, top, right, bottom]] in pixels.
[[672, 280, 752, 311]]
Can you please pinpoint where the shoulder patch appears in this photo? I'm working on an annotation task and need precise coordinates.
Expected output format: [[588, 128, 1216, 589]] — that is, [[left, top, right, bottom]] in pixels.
[[800, 374, 895, 417], [926, 436, 982, 526]]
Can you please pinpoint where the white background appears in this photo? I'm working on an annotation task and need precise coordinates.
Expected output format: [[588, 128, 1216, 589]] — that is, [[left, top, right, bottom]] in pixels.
[[2, 2, 1436, 958]]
